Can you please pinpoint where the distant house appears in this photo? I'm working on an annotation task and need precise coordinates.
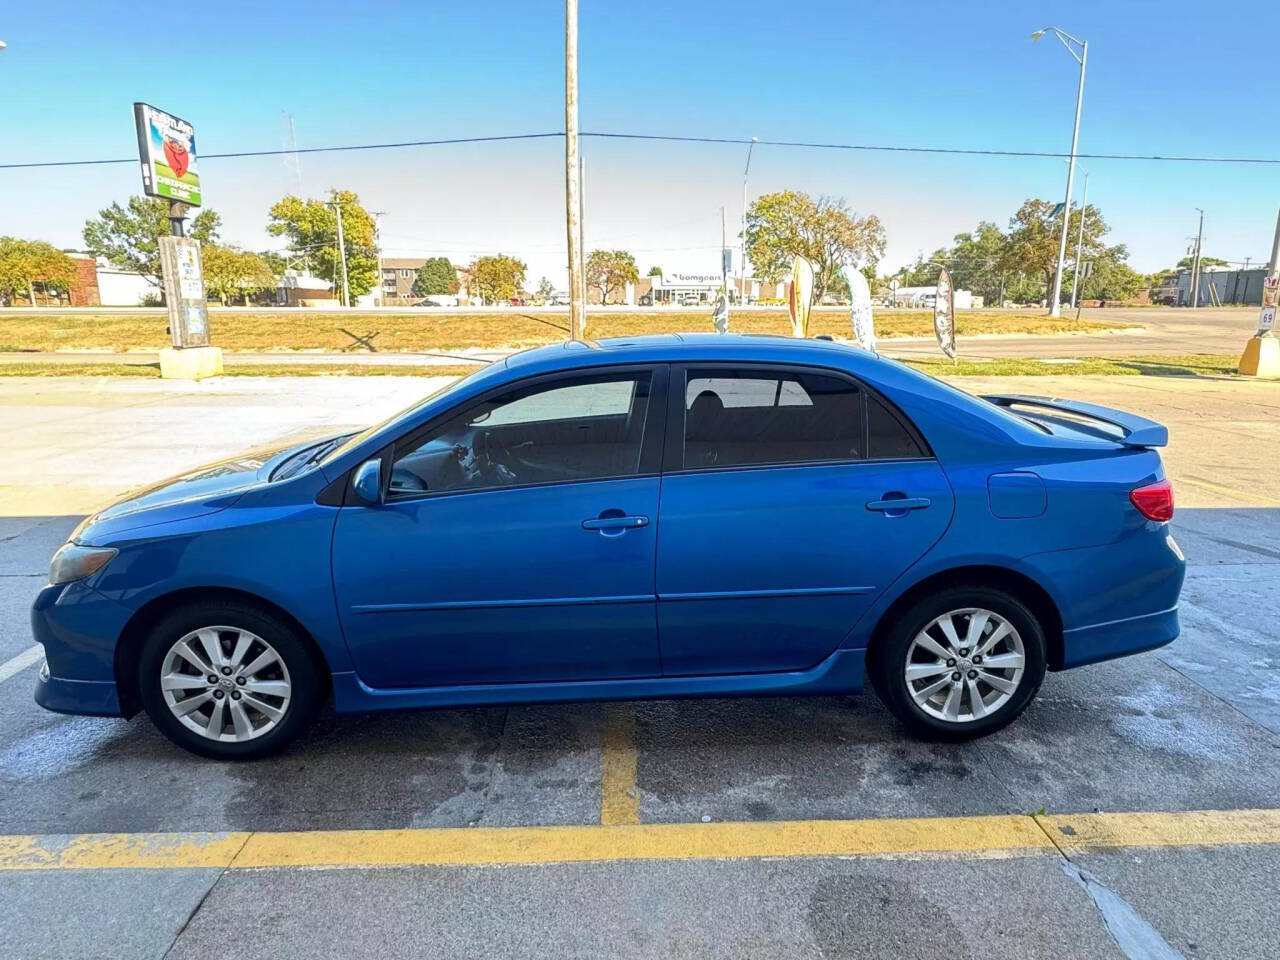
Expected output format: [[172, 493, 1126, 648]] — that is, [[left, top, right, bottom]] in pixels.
[[378, 259, 471, 305], [278, 270, 335, 307]]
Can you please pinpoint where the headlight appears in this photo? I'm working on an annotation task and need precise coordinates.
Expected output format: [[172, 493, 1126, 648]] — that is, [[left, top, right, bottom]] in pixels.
[[48, 543, 117, 585]]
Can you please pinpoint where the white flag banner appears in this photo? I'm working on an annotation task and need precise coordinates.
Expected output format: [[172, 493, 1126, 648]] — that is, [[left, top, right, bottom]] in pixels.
[[711, 289, 729, 333], [934, 267, 956, 360], [788, 256, 815, 337], [842, 264, 876, 353]]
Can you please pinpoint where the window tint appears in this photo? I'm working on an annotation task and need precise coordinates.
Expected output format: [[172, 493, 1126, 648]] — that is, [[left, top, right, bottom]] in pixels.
[[390, 373, 651, 496], [683, 369, 862, 469], [867, 396, 927, 459]]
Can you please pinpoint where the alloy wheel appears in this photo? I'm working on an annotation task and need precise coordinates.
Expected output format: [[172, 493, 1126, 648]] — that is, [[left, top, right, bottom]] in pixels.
[[160, 626, 292, 742], [903, 607, 1025, 723]]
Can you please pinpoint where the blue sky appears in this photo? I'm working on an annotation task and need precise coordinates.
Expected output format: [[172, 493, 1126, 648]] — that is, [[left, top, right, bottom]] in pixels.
[[3, 0, 1279, 285]]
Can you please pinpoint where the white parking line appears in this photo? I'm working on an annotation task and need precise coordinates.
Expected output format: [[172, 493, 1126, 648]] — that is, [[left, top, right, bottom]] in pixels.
[[0, 645, 43, 684]]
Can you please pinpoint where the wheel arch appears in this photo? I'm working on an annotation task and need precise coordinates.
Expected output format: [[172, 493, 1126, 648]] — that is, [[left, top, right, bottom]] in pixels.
[[113, 586, 333, 719], [864, 565, 1065, 677]]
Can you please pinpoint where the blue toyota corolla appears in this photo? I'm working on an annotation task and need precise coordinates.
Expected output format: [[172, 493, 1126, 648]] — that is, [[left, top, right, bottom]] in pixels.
[[33, 335, 1185, 759]]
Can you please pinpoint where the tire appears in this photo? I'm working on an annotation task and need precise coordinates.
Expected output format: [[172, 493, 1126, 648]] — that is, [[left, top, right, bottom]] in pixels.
[[137, 601, 323, 760], [870, 586, 1046, 741]]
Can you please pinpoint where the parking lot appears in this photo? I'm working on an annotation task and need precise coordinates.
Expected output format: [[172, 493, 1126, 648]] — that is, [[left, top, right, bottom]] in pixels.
[[2, 371, 1279, 959]]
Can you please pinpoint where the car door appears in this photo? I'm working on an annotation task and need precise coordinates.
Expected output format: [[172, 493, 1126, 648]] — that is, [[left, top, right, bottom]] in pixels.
[[655, 364, 953, 676], [332, 366, 667, 689]]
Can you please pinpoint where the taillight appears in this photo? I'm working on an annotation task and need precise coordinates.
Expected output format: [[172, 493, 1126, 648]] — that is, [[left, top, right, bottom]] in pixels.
[[1130, 480, 1174, 522]]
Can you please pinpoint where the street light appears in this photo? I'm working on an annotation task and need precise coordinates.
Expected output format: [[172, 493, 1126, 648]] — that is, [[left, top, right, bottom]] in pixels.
[[740, 136, 757, 306], [1032, 25, 1087, 318]]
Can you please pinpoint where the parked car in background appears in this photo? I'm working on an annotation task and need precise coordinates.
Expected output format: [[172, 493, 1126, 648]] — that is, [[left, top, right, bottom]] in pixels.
[[33, 335, 1184, 759]]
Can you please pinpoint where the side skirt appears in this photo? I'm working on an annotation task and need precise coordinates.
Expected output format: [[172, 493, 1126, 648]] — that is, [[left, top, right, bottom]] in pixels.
[[331, 648, 866, 714]]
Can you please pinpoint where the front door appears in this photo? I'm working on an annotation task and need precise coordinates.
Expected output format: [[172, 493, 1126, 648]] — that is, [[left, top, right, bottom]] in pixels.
[[656, 365, 954, 676], [333, 367, 666, 688]]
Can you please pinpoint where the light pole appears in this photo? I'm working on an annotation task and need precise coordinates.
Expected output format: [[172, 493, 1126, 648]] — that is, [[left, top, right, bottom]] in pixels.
[[370, 211, 387, 305], [1190, 208, 1205, 308], [741, 136, 757, 306], [1032, 26, 1087, 318], [564, 0, 585, 339], [1070, 170, 1089, 308], [326, 199, 350, 307]]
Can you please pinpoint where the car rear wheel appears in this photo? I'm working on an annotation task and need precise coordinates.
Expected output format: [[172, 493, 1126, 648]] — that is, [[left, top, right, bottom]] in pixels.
[[138, 601, 322, 760], [870, 586, 1046, 741]]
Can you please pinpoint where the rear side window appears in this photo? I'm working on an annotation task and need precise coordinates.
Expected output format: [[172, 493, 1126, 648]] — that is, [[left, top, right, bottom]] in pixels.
[[867, 396, 927, 459], [683, 369, 862, 469]]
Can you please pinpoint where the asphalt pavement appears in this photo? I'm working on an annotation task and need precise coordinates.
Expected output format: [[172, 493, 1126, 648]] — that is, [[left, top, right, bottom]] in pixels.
[[1, 372, 1278, 959]]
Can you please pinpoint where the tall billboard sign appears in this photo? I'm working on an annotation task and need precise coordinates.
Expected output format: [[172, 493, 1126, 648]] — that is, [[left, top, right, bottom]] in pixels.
[[133, 102, 202, 207]]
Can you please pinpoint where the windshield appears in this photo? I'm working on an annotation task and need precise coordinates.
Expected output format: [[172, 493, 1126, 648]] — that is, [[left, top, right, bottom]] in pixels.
[[320, 367, 489, 467]]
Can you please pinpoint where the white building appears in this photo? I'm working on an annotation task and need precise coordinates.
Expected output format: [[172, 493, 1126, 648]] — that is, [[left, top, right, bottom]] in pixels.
[[95, 264, 161, 306]]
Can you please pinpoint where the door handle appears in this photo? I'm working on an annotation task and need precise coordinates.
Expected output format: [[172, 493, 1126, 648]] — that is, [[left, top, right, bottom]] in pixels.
[[866, 497, 931, 515], [582, 514, 649, 532]]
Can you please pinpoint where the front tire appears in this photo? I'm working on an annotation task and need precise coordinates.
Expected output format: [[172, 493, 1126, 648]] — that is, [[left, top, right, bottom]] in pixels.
[[870, 586, 1046, 741], [137, 601, 322, 760]]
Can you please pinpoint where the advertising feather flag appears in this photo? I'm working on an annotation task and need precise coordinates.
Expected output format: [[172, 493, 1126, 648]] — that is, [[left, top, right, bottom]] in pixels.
[[934, 267, 956, 360], [711, 288, 729, 333], [842, 263, 876, 352], [788, 256, 815, 338]]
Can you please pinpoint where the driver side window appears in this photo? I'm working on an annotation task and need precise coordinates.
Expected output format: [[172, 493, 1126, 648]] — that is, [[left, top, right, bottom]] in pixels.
[[389, 372, 652, 497]]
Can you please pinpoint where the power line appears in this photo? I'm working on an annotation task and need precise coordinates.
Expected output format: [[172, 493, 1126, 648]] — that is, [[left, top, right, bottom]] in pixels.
[[4, 130, 1280, 171]]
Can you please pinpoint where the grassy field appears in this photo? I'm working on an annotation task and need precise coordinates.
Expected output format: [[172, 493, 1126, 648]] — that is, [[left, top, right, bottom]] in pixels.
[[0, 354, 1236, 380], [0, 308, 1135, 354]]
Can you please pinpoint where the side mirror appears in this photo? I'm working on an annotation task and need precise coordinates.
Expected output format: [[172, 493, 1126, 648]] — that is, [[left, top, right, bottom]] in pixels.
[[352, 459, 383, 506]]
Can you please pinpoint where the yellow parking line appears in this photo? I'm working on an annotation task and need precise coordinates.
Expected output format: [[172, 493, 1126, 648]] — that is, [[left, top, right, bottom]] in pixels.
[[1039, 809, 1280, 853], [1177, 475, 1280, 507], [0, 831, 250, 871], [599, 702, 639, 826], [5, 808, 1280, 872]]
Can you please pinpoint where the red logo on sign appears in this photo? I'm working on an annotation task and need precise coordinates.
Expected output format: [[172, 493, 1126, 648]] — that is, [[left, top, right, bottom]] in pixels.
[[163, 138, 189, 179]]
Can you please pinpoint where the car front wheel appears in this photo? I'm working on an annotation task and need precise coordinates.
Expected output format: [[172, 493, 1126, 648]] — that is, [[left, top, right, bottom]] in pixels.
[[137, 601, 322, 760], [871, 586, 1047, 741]]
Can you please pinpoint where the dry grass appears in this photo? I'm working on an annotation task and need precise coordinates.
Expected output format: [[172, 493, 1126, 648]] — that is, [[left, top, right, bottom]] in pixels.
[[0, 308, 1133, 354]]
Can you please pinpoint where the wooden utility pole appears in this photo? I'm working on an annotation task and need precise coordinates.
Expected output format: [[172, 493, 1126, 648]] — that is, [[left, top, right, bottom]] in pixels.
[[565, 0, 585, 339], [1190, 209, 1204, 309]]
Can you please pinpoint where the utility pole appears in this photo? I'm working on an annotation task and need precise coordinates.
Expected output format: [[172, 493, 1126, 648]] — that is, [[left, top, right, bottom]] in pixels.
[[1237, 206, 1280, 377], [1190, 208, 1204, 309], [721, 206, 728, 296], [564, 0, 585, 339], [370, 211, 387, 305], [1070, 171, 1089, 308], [741, 137, 756, 306], [579, 157, 587, 312], [329, 199, 351, 307]]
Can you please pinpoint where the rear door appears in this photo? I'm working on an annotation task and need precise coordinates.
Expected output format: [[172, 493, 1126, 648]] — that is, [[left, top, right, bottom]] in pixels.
[[655, 364, 954, 676]]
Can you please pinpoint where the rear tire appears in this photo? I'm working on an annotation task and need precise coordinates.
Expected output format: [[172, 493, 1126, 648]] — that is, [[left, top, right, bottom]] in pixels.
[[870, 586, 1046, 741], [137, 601, 323, 760]]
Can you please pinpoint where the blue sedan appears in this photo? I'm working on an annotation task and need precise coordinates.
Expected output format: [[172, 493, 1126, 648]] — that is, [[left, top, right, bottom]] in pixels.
[[33, 335, 1185, 759]]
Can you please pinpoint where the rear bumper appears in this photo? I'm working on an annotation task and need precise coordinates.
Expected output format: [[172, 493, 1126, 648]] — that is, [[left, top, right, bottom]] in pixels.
[[33, 662, 123, 717], [1059, 605, 1180, 669]]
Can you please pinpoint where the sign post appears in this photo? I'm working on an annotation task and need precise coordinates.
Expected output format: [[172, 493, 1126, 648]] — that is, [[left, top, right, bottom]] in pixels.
[[1238, 207, 1280, 379], [133, 102, 222, 379]]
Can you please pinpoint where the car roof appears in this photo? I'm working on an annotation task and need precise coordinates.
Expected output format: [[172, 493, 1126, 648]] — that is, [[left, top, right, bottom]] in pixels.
[[503, 333, 886, 376]]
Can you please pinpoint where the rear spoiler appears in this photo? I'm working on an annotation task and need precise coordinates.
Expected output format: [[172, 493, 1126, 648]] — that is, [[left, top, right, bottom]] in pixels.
[[982, 394, 1168, 448]]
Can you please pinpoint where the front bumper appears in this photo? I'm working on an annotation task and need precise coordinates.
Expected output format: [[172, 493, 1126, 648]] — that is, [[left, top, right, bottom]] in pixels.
[[31, 579, 133, 718], [33, 660, 122, 716]]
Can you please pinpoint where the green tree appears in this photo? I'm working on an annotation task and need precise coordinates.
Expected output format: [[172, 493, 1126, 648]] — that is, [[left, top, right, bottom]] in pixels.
[[0, 237, 79, 306], [412, 257, 459, 297], [745, 191, 886, 301], [947, 223, 1010, 304], [1080, 245, 1146, 302], [1003, 199, 1108, 306], [82, 196, 221, 288], [201, 245, 277, 305], [647, 265, 663, 277], [469, 254, 526, 303], [1176, 255, 1227, 270], [585, 249, 639, 304], [535, 276, 555, 303], [266, 189, 377, 304]]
